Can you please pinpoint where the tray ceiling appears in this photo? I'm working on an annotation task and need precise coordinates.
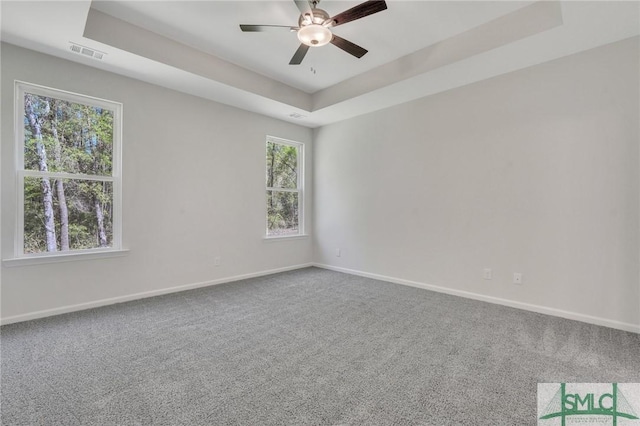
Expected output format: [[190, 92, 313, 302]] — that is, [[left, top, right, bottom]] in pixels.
[[1, 1, 638, 127]]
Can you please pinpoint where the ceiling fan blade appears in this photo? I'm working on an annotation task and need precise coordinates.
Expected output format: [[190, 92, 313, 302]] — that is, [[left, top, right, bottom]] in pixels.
[[330, 34, 368, 58], [329, 0, 387, 28], [240, 24, 297, 32], [289, 44, 310, 65]]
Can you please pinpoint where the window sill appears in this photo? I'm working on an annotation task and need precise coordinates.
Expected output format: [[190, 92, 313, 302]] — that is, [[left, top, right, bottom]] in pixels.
[[2, 249, 130, 267], [263, 234, 309, 242]]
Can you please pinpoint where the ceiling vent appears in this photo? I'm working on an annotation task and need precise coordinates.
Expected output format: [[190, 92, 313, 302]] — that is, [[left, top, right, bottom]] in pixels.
[[289, 113, 307, 119], [69, 42, 106, 60]]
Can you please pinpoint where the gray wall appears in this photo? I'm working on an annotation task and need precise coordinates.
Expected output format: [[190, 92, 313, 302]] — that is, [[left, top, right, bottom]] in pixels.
[[1, 43, 313, 321], [2, 37, 639, 331], [313, 37, 640, 329]]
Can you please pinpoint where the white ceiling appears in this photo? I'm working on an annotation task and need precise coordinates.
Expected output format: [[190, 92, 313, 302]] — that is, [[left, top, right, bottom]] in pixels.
[[89, 0, 536, 93], [1, 1, 639, 128]]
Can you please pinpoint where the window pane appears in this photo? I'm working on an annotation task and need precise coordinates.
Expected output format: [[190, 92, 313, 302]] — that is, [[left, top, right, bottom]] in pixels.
[[266, 141, 297, 189], [267, 190, 299, 236], [24, 176, 113, 253], [23, 93, 113, 176]]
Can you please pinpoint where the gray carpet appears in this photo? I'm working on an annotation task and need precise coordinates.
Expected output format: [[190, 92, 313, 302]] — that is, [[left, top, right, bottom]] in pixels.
[[1, 267, 638, 425]]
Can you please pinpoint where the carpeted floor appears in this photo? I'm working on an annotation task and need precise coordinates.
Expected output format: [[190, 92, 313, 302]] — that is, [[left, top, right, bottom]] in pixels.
[[1, 267, 638, 425]]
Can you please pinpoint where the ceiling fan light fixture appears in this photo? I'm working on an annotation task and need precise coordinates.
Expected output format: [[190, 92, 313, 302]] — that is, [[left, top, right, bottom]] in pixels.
[[297, 24, 332, 47], [240, 0, 388, 64]]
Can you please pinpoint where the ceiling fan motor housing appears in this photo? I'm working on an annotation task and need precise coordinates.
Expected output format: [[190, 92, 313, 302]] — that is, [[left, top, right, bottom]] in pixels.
[[297, 8, 332, 46], [240, 0, 388, 64]]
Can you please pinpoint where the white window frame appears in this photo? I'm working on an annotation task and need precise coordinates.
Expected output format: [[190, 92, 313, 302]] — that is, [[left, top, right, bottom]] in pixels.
[[265, 136, 304, 239], [13, 81, 123, 259]]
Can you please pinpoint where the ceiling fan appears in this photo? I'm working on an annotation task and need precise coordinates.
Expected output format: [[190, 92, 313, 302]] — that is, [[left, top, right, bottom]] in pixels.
[[240, 0, 388, 65]]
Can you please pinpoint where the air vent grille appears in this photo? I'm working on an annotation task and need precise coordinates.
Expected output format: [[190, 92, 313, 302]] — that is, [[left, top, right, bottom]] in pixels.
[[69, 42, 106, 60]]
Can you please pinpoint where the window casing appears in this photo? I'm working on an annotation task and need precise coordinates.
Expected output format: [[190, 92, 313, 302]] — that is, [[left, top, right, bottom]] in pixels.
[[14, 81, 122, 258], [266, 137, 303, 237]]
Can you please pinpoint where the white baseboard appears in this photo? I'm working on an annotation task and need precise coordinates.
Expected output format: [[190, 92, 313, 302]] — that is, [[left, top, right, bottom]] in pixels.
[[0, 263, 314, 325], [313, 263, 640, 334], [4, 262, 638, 334]]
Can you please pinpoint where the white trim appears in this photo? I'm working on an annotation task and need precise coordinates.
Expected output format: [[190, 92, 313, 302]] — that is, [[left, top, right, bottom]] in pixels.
[[313, 263, 640, 334], [298, 139, 304, 235], [265, 136, 304, 237], [15, 80, 121, 111], [15, 83, 24, 257], [3, 262, 636, 334], [263, 234, 310, 242], [16, 173, 24, 257], [21, 171, 115, 181], [3, 249, 129, 267], [111, 98, 123, 251], [13, 81, 123, 256], [266, 187, 298, 193], [0, 263, 313, 325], [265, 135, 302, 149]]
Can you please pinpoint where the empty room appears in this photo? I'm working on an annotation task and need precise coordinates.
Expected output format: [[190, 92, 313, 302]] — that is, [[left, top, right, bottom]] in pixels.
[[1, 0, 639, 425]]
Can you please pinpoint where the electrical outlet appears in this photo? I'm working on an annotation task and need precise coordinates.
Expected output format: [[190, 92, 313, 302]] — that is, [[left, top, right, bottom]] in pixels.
[[214, 257, 221, 267], [513, 273, 523, 284], [483, 268, 492, 280], [336, 248, 341, 257]]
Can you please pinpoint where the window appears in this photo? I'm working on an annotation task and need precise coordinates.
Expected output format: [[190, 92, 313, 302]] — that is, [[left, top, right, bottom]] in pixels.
[[266, 137, 303, 237], [15, 81, 122, 257]]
